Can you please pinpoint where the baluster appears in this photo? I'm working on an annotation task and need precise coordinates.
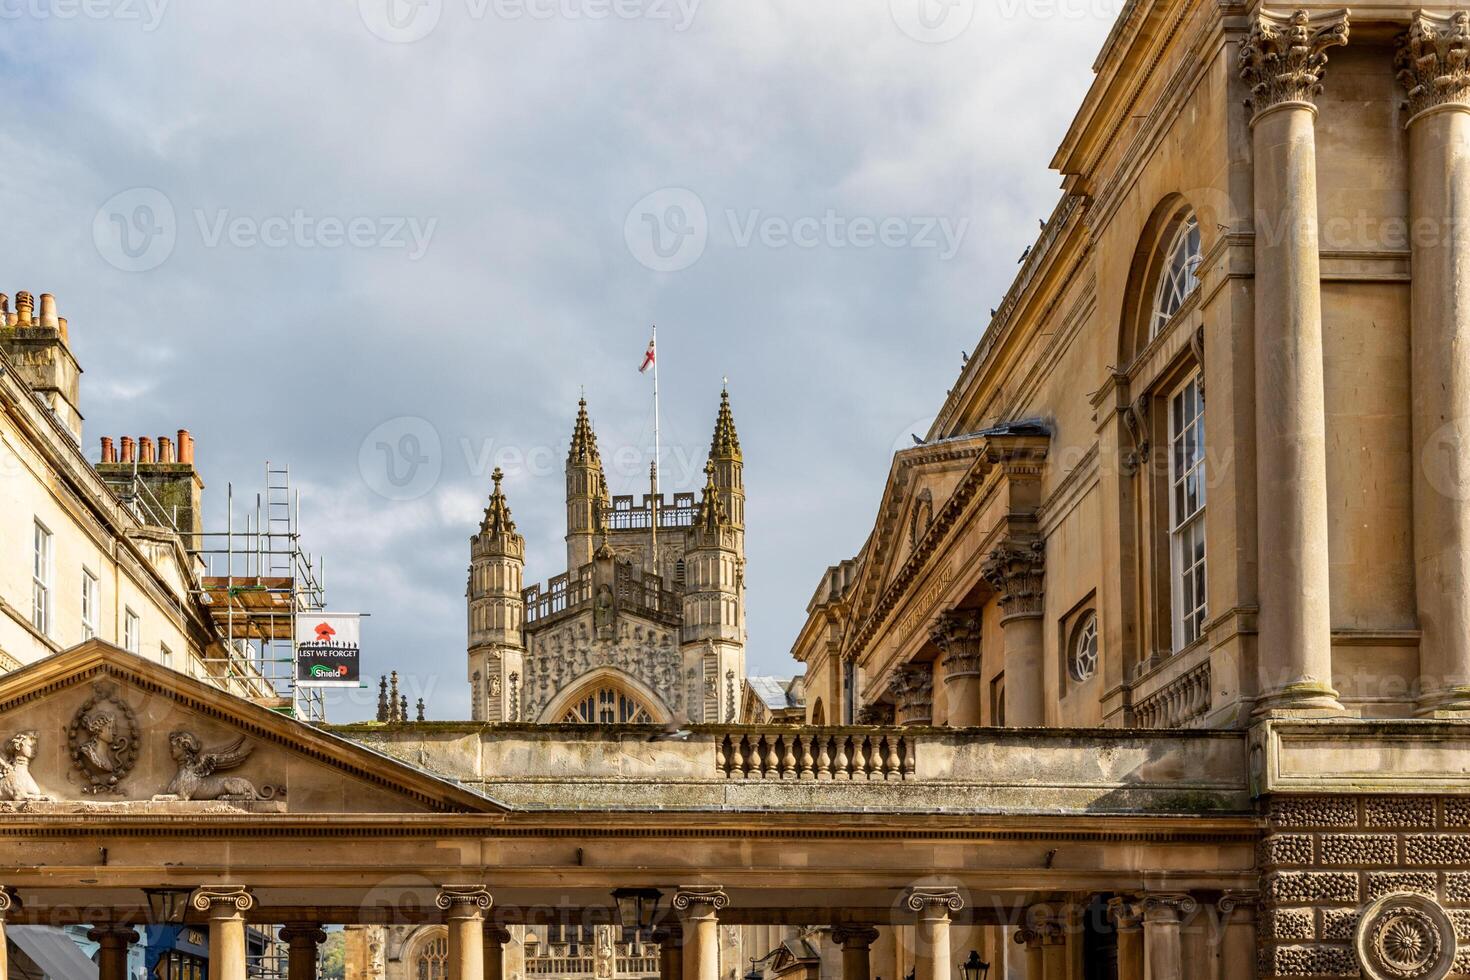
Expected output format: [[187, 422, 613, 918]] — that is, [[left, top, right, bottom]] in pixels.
[[900, 735, 916, 780], [715, 735, 727, 776], [884, 736, 902, 781], [864, 736, 881, 781], [853, 736, 870, 780], [764, 735, 780, 778], [815, 736, 832, 780], [798, 734, 815, 779], [731, 736, 746, 778], [833, 736, 850, 780], [780, 736, 797, 779]]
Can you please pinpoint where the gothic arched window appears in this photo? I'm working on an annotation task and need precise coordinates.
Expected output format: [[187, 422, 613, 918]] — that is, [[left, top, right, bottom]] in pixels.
[[563, 686, 653, 724], [1150, 212, 1201, 337], [416, 934, 449, 980]]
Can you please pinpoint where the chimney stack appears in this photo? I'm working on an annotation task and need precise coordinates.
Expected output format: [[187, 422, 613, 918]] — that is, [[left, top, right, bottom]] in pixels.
[[100, 437, 116, 464], [96, 429, 205, 538], [158, 436, 175, 463], [1, 290, 83, 440], [120, 436, 136, 464], [138, 436, 155, 463]]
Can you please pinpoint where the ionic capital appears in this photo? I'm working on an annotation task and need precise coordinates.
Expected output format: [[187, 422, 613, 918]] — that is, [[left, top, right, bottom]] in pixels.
[[930, 610, 983, 678], [1012, 926, 1040, 949], [1106, 896, 1143, 932], [482, 923, 513, 946], [1398, 10, 1470, 120], [1216, 890, 1259, 920], [672, 886, 728, 917], [830, 924, 881, 950], [436, 885, 493, 918], [981, 540, 1045, 621], [904, 886, 964, 918], [86, 924, 140, 947], [1239, 8, 1351, 114], [1142, 893, 1198, 924], [278, 924, 328, 947], [0, 887, 17, 917], [190, 886, 255, 917]]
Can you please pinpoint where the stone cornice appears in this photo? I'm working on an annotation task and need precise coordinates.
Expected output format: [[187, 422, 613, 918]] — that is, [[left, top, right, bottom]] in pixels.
[[1239, 7, 1351, 115], [1397, 9, 1470, 120]]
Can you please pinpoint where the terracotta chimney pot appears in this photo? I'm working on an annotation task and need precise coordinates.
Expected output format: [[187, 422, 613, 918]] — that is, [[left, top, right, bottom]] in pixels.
[[101, 437, 116, 464], [120, 436, 135, 463], [138, 437, 155, 463], [177, 429, 194, 465], [158, 436, 175, 463], [38, 294, 57, 328]]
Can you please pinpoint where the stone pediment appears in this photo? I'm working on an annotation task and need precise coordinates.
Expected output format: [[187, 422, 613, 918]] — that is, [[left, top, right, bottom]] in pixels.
[[0, 640, 499, 814]]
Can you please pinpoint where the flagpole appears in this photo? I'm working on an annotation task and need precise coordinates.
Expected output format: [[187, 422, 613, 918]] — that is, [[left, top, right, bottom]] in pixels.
[[651, 324, 661, 575]]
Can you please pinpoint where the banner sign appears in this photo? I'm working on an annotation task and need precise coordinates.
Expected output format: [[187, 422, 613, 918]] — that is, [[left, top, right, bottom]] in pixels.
[[295, 614, 362, 688]]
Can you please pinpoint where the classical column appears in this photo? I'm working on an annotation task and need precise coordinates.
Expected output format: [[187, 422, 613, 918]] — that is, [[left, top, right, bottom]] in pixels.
[[981, 541, 1046, 726], [931, 611, 983, 727], [653, 923, 683, 980], [673, 887, 727, 980], [1397, 9, 1470, 715], [437, 886, 493, 980], [831, 924, 880, 980], [1038, 920, 1066, 980], [279, 924, 327, 980], [1239, 6, 1350, 716], [190, 886, 255, 980], [1107, 898, 1144, 980], [1213, 892, 1257, 980], [484, 924, 510, 980], [1141, 894, 1196, 980], [1012, 927, 1043, 980], [88, 923, 138, 980], [905, 888, 962, 980]]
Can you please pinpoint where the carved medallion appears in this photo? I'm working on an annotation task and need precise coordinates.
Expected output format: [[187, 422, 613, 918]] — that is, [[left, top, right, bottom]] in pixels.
[[67, 681, 140, 795], [1355, 893, 1457, 980]]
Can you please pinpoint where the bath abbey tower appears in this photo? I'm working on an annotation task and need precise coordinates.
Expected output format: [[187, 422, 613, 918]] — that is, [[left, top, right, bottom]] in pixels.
[[467, 391, 747, 725]]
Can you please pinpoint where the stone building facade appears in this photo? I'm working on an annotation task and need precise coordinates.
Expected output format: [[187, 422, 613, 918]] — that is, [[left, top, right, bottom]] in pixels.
[[467, 393, 747, 727]]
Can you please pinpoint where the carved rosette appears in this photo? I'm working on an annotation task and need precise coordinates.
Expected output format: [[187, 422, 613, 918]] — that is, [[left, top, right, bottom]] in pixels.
[[981, 540, 1045, 622], [930, 611, 982, 679], [190, 886, 256, 917], [830, 924, 881, 950], [888, 664, 934, 726], [1239, 8, 1351, 114], [1355, 893, 1457, 980], [436, 886, 493, 917], [905, 886, 964, 918], [1397, 11, 1470, 120], [672, 886, 729, 917]]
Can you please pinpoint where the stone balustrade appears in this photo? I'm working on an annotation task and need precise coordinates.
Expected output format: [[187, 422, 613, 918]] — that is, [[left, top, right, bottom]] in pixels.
[[715, 730, 916, 781]]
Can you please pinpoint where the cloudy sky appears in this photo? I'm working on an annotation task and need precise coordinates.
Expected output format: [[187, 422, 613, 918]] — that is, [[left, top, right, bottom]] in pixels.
[[1, 0, 1119, 720]]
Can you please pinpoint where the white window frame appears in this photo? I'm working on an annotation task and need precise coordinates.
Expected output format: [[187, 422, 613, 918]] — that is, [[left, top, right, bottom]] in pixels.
[[159, 642, 173, 670], [1151, 213, 1202, 337], [1168, 374, 1208, 650], [81, 568, 99, 641], [123, 607, 141, 653], [32, 521, 53, 637]]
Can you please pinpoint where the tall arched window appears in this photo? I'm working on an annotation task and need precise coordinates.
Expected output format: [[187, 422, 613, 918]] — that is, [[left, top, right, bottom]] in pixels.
[[416, 933, 449, 980], [562, 686, 653, 724], [1150, 213, 1202, 337]]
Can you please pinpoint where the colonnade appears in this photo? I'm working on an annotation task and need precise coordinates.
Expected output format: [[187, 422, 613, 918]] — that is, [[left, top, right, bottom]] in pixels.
[[0, 884, 1257, 980]]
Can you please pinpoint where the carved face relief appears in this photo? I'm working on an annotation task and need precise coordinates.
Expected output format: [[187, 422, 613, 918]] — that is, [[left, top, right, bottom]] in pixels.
[[1355, 893, 1457, 980], [0, 730, 52, 802], [67, 681, 140, 795]]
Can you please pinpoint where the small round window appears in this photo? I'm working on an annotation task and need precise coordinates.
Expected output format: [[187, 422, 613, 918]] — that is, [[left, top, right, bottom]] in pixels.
[[1070, 612, 1099, 682]]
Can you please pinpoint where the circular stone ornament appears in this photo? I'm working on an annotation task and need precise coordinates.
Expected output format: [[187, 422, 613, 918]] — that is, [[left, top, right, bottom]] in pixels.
[[1355, 893, 1457, 980]]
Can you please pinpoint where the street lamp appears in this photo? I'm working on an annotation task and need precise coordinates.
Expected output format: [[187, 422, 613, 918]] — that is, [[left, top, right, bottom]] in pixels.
[[612, 888, 663, 932], [143, 888, 193, 925], [958, 950, 990, 980]]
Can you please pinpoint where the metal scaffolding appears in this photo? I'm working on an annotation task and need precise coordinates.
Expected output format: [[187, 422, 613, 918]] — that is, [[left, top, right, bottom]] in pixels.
[[186, 462, 328, 721]]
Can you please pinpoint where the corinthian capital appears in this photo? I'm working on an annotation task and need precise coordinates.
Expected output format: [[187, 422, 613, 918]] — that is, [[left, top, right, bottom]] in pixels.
[[1398, 10, 1470, 118], [930, 610, 982, 677], [981, 540, 1045, 620], [1239, 8, 1351, 113]]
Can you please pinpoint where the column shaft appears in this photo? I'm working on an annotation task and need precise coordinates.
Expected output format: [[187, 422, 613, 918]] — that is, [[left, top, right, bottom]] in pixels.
[[438, 886, 492, 980], [88, 925, 138, 980], [1243, 8, 1348, 716], [982, 543, 1046, 727], [913, 911, 950, 980], [1402, 16, 1470, 712], [280, 925, 327, 980], [832, 925, 879, 980], [1109, 898, 1144, 980], [1141, 895, 1194, 980], [674, 888, 727, 980], [656, 926, 683, 980], [209, 911, 248, 980], [484, 925, 509, 980]]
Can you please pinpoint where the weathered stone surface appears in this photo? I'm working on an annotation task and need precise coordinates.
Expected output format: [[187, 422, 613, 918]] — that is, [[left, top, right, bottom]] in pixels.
[[1319, 833, 1397, 866], [1405, 834, 1470, 866], [1266, 907, 1315, 940], [1266, 944, 1356, 977], [1268, 797, 1358, 828], [1261, 834, 1314, 866], [1266, 871, 1359, 904], [1364, 796, 1436, 829], [1319, 907, 1357, 942], [1366, 871, 1437, 900]]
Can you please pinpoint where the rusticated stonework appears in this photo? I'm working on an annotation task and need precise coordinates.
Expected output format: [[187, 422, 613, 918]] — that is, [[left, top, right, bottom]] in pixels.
[[1261, 796, 1470, 979], [1239, 8, 1351, 112], [1397, 11, 1470, 119]]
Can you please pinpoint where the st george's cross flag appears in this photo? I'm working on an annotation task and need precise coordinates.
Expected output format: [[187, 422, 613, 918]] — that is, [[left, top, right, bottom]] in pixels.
[[639, 334, 656, 374]]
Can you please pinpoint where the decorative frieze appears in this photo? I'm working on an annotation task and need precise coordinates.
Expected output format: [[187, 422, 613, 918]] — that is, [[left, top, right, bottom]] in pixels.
[[1397, 11, 1470, 119], [68, 681, 140, 795], [1239, 8, 1351, 113], [0, 730, 50, 802]]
